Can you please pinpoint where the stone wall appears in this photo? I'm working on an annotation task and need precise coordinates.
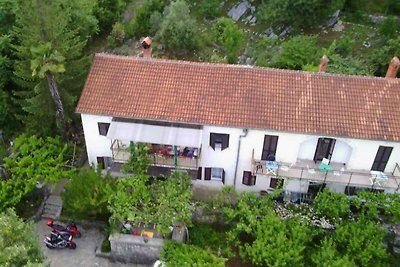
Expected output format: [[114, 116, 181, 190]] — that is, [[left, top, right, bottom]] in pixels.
[[109, 234, 164, 264]]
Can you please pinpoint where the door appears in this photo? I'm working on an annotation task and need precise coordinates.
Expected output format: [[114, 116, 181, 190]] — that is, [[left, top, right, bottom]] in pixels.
[[261, 135, 279, 160], [371, 146, 393, 172], [313, 138, 336, 163]]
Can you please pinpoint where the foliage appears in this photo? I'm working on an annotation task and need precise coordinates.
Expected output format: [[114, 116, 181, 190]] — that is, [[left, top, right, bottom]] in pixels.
[[369, 36, 400, 77], [63, 0, 99, 40], [313, 189, 350, 222], [126, 0, 165, 38], [199, 0, 221, 18], [12, 0, 91, 136], [107, 22, 126, 48], [242, 212, 312, 266], [332, 219, 389, 266], [62, 168, 115, 220], [1, 134, 73, 211], [257, 0, 346, 29], [270, 35, 321, 70], [108, 172, 193, 234], [157, 0, 198, 52], [94, 0, 126, 33], [121, 142, 150, 175], [212, 18, 244, 64], [311, 238, 356, 267], [161, 240, 226, 267], [0, 209, 45, 266], [378, 16, 400, 42]]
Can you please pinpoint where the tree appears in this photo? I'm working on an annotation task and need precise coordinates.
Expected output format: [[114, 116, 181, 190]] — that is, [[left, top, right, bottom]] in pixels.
[[213, 18, 244, 64], [126, 0, 165, 38], [1, 134, 73, 211], [30, 42, 67, 139], [157, 0, 197, 52], [94, 0, 126, 33], [332, 219, 389, 266], [108, 172, 193, 234], [257, 0, 346, 30], [270, 35, 321, 70], [12, 0, 91, 137], [313, 189, 350, 222], [121, 142, 150, 175], [62, 168, 115, 220], [0, 209, 45, 266], [241, 211, 311, 266], [369, 36, 400, 77]]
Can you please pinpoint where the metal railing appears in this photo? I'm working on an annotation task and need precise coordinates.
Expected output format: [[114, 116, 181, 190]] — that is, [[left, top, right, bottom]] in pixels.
[[111, 140, 199, 169], [252, 159, 400, 192]]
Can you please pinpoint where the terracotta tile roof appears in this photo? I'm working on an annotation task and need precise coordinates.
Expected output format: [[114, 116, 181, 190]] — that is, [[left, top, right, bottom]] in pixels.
[[76, 53, 400, 141]]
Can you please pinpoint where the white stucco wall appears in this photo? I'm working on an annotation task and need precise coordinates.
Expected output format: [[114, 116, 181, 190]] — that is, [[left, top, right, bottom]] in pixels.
[[81, 113, 113, 167], [80, 113, 400, 194]]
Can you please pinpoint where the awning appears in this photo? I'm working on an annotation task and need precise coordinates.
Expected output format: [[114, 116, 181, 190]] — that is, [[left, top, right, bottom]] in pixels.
[[107, 121, 202, 148]]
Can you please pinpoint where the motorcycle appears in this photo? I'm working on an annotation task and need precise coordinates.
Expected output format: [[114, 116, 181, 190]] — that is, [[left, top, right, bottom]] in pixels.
[[47, 219, 81, 238], [44, 231, 77, 249]]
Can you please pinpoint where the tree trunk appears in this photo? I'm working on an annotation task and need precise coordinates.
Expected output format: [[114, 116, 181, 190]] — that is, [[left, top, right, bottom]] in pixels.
[[46, 72, 67, 141]]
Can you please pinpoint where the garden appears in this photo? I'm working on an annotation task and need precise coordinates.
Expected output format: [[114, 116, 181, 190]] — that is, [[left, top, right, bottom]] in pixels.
[[58, 142, 400, 266]]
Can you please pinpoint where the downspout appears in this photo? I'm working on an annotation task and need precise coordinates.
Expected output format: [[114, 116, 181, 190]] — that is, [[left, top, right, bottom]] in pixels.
[[234, 129, 248, 189]]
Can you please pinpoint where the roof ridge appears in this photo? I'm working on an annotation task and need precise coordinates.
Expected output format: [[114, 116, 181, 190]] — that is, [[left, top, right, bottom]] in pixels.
[[95, 53, 394, 82]]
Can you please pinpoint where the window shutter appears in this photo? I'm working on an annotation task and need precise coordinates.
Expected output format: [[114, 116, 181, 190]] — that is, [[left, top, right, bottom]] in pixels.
[[222, 169, 225, 184], [242, 171, 251, 185], [221, 134, 229, 151], [197, 167, 202, 180], [209, 134, 216, 150], [250, 175, 256, 186], [205, 168, 211, 180]]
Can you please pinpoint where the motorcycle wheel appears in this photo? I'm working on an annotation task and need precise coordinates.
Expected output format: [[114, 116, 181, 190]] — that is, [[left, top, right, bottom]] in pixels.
[[68, 243, 77, 249], [46, 244, 55, 249]]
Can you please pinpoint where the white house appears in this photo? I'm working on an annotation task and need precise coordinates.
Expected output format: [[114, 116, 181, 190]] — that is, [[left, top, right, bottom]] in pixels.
[[76, 51, 400, 199]]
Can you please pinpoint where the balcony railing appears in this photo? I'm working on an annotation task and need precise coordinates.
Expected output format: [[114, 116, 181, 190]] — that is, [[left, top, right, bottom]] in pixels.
[[111, 140, 199, 170], [252, 159, 400, 192]]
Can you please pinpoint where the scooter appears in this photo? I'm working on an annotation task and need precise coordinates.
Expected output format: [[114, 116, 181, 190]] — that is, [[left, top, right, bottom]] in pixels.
[[47, 219, 81, 238], [44, 231, 76, 249]]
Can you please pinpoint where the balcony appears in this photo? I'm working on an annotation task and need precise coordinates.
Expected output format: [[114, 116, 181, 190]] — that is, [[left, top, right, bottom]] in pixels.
[[251, 158, 400, 193], [111, 140, 200, 170]]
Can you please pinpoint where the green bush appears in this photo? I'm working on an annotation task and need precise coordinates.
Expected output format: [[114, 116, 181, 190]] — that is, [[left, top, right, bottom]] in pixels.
[[125, 0, 165, 38], [107, 22, 125, 48], [157, 0, 198, 52], [212, 18, 244, 64], [161, 240, 226, 267], [62, 168, 115, 220], [314, 189, 350, 222]]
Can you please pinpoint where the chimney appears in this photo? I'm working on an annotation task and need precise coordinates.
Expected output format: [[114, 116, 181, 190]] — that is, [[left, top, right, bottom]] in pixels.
[[385, 56, 400, 78], [319, 55, 329, 73], [141, 36, 152, 58]]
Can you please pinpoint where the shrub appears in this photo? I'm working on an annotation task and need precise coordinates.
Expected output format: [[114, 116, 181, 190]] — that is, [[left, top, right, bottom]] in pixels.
[[212, 18, 244, 64], [107, 22, 125, 48], [125, 0, 165, 38], [161, 240, 226, 267], [313, 189, 350, 222], [199, 0, 221, 18], [62, 168, 115, 220]]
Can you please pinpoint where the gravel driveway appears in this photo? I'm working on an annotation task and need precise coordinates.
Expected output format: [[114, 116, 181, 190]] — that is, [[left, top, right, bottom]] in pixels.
[[35, 219, 146, 267]]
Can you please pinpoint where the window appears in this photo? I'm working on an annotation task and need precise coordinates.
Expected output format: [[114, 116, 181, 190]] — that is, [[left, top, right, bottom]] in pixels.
[[371, 146, 393, 172], [204, 167, 225, 183], [98, 122, 110, 136], [242, 171, 256, 186], [261, 135, 279, 160], [210, 133, 229, 151], [270, 178, 284, 189]]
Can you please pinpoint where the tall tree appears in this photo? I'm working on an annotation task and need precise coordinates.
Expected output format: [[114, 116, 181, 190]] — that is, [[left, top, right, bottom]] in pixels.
[[157, 0, 197, 52], [12, 0, 91, 137]]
